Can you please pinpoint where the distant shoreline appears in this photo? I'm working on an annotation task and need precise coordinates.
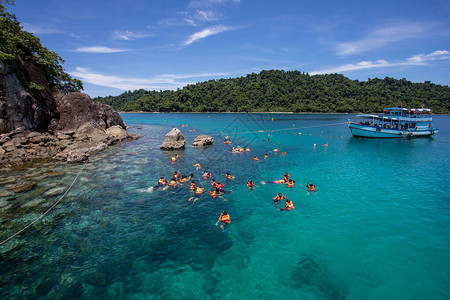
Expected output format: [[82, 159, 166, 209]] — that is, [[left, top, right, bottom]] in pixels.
[[118, 111, 351, 114], [118, 111, 449, 115]]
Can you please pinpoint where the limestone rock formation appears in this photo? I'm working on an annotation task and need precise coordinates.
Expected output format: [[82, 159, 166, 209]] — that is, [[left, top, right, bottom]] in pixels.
[[160, 128, 185, 150], [192, 134, 214, 147]]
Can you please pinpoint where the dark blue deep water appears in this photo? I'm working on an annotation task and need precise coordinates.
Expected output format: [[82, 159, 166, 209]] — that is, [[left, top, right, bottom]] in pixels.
[[1, 113, 449, 299]]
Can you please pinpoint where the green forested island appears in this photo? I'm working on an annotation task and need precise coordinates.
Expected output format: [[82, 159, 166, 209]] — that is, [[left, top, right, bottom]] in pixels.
[[95, 70, 450, 114]]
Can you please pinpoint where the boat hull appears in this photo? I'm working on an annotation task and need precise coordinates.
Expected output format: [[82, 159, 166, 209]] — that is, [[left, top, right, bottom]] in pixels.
[[348, 123, 437, 138]]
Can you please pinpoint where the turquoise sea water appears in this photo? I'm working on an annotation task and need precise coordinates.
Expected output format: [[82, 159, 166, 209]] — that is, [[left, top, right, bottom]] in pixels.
[[1, 113, 449, 299]]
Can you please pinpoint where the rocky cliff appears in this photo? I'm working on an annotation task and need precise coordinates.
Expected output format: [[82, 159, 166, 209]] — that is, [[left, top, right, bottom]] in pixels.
[[0, 60, 140, 168]]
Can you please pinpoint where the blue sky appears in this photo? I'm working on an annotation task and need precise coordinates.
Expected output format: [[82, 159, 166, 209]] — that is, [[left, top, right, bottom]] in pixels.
[[10, 0, 450, 97]]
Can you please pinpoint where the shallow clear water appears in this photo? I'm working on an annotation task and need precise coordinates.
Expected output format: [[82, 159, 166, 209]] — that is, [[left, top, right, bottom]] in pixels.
[[1, 113, 449, 299]]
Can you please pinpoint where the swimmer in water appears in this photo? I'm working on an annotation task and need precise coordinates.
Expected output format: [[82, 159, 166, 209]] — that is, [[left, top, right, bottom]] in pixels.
[[163, 177, 178, 190], [307, 182, 317, 194], [216, 210, 231, 231], [273, 193, 286, 205], [189, 186, 205, 202], [287, 179, 294, 188], [179, 175, 189, 183], [154, 177, 167, 190], [279, 199, 295, 211]]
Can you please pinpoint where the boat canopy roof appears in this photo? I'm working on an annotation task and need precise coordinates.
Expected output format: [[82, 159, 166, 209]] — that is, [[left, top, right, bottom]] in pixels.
[[356, 114, 378, 118], [356, 114, 397, 120], [383, 107, 432, 113]]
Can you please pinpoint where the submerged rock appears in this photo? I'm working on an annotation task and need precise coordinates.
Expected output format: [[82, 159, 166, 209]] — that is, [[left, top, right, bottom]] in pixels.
[[192, 135, 214, 147], [7, 181, 37, 193], [291, 253, 347, 299], [160, 128, 185, 150], [43, 187, 66, 197]]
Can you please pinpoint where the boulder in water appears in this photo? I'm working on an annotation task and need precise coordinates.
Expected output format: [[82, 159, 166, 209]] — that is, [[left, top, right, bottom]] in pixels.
[[7, 181, 37, 193], [192, 135, 214, 147], [160, 128, 185, 150]]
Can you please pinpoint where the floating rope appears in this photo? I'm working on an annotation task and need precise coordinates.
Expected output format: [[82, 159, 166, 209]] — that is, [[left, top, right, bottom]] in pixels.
[[0, 162, 87, 246], [206, 121, 349, 137]]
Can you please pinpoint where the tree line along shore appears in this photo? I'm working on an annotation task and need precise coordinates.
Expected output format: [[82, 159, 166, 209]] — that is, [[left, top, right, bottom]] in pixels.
[[95, 70, 450, 114]]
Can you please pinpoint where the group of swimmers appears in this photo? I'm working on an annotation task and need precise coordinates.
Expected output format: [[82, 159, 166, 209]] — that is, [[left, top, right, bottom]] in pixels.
[[154, 164, 236, 204], [160, 142, 317, 232], [229, 146, 287, 162]]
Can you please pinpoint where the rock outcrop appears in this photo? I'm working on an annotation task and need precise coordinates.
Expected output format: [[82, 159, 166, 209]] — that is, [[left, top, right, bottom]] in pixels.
[[53, 92, 125, 133], [192, 134, 214, 147], [0, 60, 141, 167], [160, 128, 185, 150], [0, 58, 58, 134]]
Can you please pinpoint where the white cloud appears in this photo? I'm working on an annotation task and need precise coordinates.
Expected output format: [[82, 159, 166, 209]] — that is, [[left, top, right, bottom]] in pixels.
[[70, 67, 229, 91], [72, 46, 130, 53], [335, 23, 432, 56], [311, 50, 450, 75], [181, 0, 240, 26], [113, 30, 153, 40], [22, 23, 62, 34], [183, 25, 236, 46], [188, 0, 240, 8], [406, 50, 450, 64]]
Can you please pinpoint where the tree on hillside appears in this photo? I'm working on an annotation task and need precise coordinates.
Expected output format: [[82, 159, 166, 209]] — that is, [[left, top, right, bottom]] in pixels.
[[0, 0, 83, 93]]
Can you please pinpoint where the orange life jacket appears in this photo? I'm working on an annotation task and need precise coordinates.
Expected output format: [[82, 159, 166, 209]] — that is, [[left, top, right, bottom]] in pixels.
[[285, 201, 294, 210], [226, 174, 232, 179], [287, 181, 294, 187], [171, 157, 177, 162], [158, 179, 166, 185], [308, 185, 315, 191], [253, 157, 258, 161], [168, 180, 177, 186], [190, 183, 197, 190], [275, 195, 284, 201], [220, 214, 230, 223], [195, 187, 204, 194], [180, 178, 188, 183], [247, 182, 253, 188], [211, 181, 217, 187], [209, 190, 217, 197]]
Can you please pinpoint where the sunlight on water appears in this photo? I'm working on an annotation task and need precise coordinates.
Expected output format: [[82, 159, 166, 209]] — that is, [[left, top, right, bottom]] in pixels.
[[1, 113, 449, 299]]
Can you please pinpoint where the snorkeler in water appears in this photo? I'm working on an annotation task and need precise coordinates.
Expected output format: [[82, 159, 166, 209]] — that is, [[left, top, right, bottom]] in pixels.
[[163, 177, 178, 190], [216, 210, 231, 231], [153, 177, 167, 190], [189, 185, 205, 202], [179, 175, 189, 183], [278, 199, 295, 211], [307, 182, 317, 194], [286, 179, 294, 188], [273, 193, 286, 205]]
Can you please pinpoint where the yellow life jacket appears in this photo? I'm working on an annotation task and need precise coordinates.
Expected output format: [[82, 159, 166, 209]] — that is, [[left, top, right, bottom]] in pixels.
[[221, 214, 230, 223]]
